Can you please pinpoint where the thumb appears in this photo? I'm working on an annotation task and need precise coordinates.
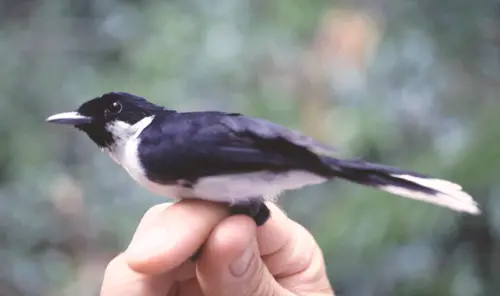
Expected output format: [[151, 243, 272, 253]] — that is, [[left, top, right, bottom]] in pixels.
[[196, 215, 292, 296]]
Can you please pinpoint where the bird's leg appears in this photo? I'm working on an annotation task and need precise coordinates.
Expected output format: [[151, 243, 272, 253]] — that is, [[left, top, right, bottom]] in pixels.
[[229, 199, 271, 226], [190, 199, 270, 262]]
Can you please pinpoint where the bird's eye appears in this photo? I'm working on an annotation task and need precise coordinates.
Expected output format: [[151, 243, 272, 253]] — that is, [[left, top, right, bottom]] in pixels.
[[106, 101, 122, 115]]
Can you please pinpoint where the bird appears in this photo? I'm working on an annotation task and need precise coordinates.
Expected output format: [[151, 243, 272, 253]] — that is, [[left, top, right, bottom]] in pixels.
[[46, 92, 481, 227]]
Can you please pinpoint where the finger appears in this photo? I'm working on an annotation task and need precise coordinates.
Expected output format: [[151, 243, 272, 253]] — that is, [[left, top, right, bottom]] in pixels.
[[272, 222, 333, 295], [100, 253, 174, 296], [255, 203, 291, 256], [257, 203, 334, 294], [130, 202, 174, 243], [257, 203, 316, 276], [125, 199, 229, 274], [176, 278, 204, 296], [197, 215, 293, 296]]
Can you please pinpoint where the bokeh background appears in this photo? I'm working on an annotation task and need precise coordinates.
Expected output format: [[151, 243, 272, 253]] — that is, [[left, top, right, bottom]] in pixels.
[[1, 0, 499, 295]]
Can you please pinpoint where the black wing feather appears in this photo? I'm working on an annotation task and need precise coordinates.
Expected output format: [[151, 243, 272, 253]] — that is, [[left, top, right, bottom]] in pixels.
[[138, 112, 331, 183]]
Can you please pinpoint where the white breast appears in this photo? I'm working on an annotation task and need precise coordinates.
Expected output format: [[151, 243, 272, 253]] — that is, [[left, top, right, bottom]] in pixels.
[[105, 117, 188, 199]]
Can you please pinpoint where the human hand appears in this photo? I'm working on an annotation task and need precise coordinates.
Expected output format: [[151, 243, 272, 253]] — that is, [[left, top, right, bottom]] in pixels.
[[101, 200, 334, 296]]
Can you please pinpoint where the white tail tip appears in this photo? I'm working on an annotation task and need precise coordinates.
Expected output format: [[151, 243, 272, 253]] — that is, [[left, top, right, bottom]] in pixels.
[[381, 174, 481, 215]]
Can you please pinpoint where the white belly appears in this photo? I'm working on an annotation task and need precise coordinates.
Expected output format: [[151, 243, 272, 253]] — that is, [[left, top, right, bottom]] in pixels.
[[129, 169, 328, 205], [192, 171, 328, 204]]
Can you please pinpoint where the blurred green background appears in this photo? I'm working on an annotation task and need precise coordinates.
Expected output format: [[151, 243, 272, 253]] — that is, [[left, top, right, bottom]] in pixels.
[[1, 0, 499, 295]]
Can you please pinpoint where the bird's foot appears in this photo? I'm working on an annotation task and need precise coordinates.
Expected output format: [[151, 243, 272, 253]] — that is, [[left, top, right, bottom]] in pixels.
[[229, 200, 270, 226]]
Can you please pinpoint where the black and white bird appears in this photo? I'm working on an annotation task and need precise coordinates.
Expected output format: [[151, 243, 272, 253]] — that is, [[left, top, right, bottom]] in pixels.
[[46, 92, 480, 226]]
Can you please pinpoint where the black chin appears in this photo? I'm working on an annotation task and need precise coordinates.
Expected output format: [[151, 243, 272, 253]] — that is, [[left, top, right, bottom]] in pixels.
[[75, 124, 115, 148]]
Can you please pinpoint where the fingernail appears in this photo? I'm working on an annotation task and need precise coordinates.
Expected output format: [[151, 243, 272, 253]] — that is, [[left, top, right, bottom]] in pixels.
[[127, 228, 177, 257], [229, 241, 256, 277]]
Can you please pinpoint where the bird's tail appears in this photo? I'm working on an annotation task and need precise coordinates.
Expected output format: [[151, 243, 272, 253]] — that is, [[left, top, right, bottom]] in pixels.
[[323, 158, 480, 215]]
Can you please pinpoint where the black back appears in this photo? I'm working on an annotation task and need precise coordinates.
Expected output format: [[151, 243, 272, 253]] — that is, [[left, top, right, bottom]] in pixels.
[[137, 111, 333, 183]]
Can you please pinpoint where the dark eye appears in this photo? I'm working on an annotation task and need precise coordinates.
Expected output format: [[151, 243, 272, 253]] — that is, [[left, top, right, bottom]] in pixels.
[[106, 101, 122, 115]]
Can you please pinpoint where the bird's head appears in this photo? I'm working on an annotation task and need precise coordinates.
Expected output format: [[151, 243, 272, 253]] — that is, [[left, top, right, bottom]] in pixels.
[[46, 92, 165, 148]]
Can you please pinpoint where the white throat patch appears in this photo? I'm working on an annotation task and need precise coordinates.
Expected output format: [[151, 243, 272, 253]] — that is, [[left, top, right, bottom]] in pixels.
[[105, 116, 154, 165]]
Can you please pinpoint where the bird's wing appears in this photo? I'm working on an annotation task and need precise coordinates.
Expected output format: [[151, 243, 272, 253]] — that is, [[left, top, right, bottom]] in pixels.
[[138, 112, 336, 183], [220, 115, 338, 157]]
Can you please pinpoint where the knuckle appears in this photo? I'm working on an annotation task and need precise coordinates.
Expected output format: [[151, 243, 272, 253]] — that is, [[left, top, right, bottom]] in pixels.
[[243, 261, 279, 296], [101, 254, 128, 294], [247, 272, 269, 296], [103, 253, 125, 276], [144, 202, 173, 218], [135, 202, 174, 230]]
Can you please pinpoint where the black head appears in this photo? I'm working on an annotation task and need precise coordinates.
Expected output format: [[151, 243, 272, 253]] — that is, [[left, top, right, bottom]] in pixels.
[[46, 92, 166, 148]]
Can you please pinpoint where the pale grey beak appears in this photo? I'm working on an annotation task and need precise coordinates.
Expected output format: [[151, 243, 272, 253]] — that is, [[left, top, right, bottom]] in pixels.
[[46, 112, 92, 125]]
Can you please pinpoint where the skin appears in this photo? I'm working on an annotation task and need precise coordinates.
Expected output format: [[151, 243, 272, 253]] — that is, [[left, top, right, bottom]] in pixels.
[[101, 200, 335, 296]]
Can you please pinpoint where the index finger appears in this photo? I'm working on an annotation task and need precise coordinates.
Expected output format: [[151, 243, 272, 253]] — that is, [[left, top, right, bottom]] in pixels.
[[257, 203, 328, 279], [124, 199, 229, 274]]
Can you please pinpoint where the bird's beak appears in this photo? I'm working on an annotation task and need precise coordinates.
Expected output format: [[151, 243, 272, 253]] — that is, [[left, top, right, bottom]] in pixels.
[[46, 112, 92, 125]]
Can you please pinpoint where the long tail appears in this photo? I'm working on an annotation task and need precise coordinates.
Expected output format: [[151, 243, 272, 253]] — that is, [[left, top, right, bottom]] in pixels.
[[323, 158, 480, 215]]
